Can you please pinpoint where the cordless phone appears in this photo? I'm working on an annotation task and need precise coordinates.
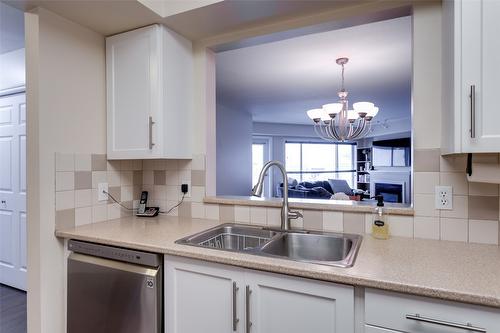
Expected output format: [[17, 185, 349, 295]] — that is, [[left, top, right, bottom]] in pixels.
[[136, 191, 159, 217]]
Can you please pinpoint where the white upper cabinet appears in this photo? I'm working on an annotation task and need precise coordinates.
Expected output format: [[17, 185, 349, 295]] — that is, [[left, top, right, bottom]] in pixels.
[[442, 0, 500, 154], [106, 24, 192, 159]]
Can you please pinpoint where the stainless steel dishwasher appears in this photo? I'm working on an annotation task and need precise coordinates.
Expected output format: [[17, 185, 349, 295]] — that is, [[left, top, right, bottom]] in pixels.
[[67, 240, 162, 333]]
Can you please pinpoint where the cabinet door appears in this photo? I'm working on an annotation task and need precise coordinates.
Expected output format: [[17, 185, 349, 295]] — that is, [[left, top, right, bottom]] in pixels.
[[461, 0, 500, 152], [246, 270, 354, 333], [365, 325, 403, 333], [165, 256, 245, 333], [106, 25, 162, 159]]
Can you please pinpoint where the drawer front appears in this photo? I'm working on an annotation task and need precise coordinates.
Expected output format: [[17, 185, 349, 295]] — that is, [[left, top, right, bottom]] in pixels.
[[365, 289, 500, 333], [365, 325, 403, 333]]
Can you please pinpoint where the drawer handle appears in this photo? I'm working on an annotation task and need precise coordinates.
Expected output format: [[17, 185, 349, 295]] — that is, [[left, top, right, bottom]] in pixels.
[[232, 282, 239, 331], [245, 285, 252, 333], [470, 84, 476, 138], [149, 116, 155, 150], [406, 314, 486, 332]]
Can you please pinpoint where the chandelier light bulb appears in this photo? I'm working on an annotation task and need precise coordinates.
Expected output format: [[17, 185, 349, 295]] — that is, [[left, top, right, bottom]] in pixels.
[[306, 108, 324, 121], [322, 103, 342, 116]]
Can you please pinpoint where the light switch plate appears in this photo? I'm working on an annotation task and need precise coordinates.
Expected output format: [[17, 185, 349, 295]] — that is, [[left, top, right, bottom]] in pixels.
[[435, 185, 453, 210], [98, 183, 109, 201]]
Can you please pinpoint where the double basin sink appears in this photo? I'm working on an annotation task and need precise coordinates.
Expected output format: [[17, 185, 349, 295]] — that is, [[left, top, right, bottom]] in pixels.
[[176, 223, 362, 268]]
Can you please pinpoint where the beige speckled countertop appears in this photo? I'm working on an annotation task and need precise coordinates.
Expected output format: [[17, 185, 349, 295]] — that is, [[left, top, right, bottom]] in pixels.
[[204, 195, 414, 215], [56, 215, 500, 308]]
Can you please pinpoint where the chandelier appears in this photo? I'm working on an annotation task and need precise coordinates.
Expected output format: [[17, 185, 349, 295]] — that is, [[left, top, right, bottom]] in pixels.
[[306, 57, 379, 142]]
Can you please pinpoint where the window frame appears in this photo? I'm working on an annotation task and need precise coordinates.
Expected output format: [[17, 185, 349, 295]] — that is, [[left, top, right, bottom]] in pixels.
[[284, 141, 356, 184]]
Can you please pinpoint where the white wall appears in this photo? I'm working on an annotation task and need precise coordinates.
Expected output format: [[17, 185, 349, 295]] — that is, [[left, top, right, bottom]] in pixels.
[[216, 103, 252, 195], [0, 48, 25, 93], [26, 7, 106, 333]]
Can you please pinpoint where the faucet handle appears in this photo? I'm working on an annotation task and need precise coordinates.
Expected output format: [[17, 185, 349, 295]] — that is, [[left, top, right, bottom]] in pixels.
[[288, 210, 303, 220]]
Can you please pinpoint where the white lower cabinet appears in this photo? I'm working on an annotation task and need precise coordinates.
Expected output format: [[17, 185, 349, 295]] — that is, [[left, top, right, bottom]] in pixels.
[[165, 256, 354, 333], [365, 288, 500, 333]]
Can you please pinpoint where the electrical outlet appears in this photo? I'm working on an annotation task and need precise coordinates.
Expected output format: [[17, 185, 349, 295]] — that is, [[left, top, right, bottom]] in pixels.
[[98, 183, 108, 201], [435, 185, 453, 210], [181, 181, 191, 198]]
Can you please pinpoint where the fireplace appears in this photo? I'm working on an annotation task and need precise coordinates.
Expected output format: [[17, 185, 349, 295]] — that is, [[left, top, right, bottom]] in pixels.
[[375, 183, 404, 203]]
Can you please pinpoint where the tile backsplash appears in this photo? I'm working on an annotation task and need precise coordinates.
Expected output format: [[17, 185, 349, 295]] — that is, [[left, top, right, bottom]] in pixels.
[[54, 151, 500, 246]]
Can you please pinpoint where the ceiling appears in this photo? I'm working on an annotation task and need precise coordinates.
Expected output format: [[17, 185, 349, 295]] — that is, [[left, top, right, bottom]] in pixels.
[[3, 0, 370, 39], [0, 2, 25, 54], [216, 16, 412, 126]]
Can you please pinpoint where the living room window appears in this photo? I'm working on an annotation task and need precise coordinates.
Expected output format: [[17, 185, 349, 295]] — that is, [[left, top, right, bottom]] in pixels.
[[285, 142, 356, 187]]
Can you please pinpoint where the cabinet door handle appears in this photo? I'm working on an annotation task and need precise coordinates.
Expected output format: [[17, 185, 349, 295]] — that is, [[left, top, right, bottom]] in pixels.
[[148, 116, 155, 150], [245, 285, 252, 333], [470, 84, 476, 138], [406, 314, 486, 332], [232, 282, 239, 331]]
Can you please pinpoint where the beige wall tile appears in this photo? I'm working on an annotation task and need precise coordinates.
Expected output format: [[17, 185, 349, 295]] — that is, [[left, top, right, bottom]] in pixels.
[[107, 203, 121, 220], [291, 209, 304, 228], [205, 204, 220, 220], [153, 170, 166, 185], [91, 171, 107, 189], [472, 153, 499, 164], [91, 154, 107, 171], [74, 153, 91, 171], [121, 171, 133, 186], [191, 186, 205, 202], [178, 170, 191, 185], [234, 205, 250, 223], [91, 188, 107, 206], [414, 194, 439, 217], [250, 207, 267, 225], [56, 191, 74, 211], [266, 208, 281, 227], [440, 218, 468, 242], [121, 186, 134, 202], [74, 171, 91, 190], [143, 160, 155, 170], [191, 202, 205, 219], [440, 195, 468, 219], [414, 149, 440, 172], [56, 153, 74, 172], [166, 185, 179, 201], [388, 215, 414, 238], [107, 186, 121, 203], [107, 160, 121, 172], [469, 196, 499, 221], [56, 171, 74, 191], [165, 171, 179, 186], [142, 170, 154, 185], [178, 160, 192, 171], [75, 207, 92, 226], [55, 209, 75, 229], [322, 211, 343, 232], [165, 160, 178, 171], [75, 189, 92, 208], [133, 170, 142, 185], [178, 202, 192, 218], [469, 219, 499, 245], [414, 216, 440, 240], [92, 205, 108, 223], [440, 154, 467, 172], [107, 170, 121, 187], [165, 200, 179, 216], [343, 212, 365, 234], [468, 182, 499, 196], [219, 205, 234, 222], [364, 213, 373, 234], [191, 170, 206, 186], [440, 172, 468, 195], [414, 172, 439, 194], [303, 210, 323, 230]]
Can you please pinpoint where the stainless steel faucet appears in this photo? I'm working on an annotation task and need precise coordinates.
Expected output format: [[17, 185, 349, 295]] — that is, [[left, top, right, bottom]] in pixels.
[[251, 160, 303, 231]]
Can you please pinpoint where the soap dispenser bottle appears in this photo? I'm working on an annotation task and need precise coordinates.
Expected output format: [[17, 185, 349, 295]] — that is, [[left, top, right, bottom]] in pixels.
[[372, 195, 389, 239]]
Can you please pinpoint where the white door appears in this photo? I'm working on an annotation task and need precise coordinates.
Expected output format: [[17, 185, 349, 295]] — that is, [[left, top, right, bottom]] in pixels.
[[461, 0, 500, 152], [106, 25, 162, 159], [165, 256, 245, 333], [246, 270, 354, 333], [0, 93, 27, 290]]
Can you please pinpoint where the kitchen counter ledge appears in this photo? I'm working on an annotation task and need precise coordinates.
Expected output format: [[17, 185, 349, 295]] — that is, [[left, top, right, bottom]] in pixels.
[[56, 215, 500, 308]]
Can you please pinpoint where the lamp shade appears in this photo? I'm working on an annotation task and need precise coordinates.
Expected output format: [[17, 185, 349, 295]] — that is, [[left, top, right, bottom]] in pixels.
[[322, 103, 342, 115], [347, 110, 359, 121], [353, 102, 375, 112], [367, 106, 379, 117], [306, 108, 324, 120]]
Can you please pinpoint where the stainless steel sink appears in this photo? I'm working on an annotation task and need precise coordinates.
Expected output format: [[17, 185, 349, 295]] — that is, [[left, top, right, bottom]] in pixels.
[[176, 223, 362, 268], [175, 224, 278, 252], [259, 232, 359, 267]]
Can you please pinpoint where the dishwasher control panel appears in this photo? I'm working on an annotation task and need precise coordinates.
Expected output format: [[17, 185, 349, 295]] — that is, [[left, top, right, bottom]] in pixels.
[[68, 239, 161, 267]]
